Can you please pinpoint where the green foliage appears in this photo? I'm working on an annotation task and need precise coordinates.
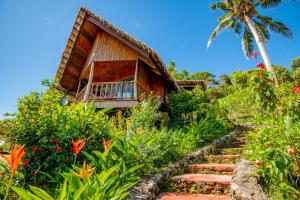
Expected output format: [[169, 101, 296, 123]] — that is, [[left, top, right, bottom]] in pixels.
[[231, 70, 251, 90], [127, 96, 163, 135], [189, 72, 218, 85], [0, 88, 112, 185], [219, 88, 258, 122], [250, 70, 278, 111], [12, 161, 141, 200], [246, 113, 300, 199], [291, 56, 300, 72]]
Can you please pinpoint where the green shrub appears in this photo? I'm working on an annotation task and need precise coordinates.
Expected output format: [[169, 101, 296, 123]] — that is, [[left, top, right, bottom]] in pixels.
[[245, 74, 300, 199], [13, 159, 141, 200], [127, 96, 163, 136], [0, 88, 113, 185]]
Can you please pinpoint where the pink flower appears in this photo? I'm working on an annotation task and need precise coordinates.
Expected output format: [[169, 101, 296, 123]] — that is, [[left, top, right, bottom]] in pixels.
[[251, 51, 259, 59], [256, 62, 265, 69], [292, 86, 300, 93]]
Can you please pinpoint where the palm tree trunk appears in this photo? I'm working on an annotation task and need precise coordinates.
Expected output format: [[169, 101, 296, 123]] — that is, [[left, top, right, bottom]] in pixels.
[[245, 15, 278, 87]]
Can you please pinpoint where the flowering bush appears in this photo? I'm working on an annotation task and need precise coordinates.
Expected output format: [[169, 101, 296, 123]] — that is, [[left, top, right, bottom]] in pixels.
[[0, 87, 112, 185], [246, 74, 300, 198]]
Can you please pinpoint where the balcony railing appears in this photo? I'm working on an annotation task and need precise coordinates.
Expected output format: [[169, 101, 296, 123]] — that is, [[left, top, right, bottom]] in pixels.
[[75, 81, 147, 102]]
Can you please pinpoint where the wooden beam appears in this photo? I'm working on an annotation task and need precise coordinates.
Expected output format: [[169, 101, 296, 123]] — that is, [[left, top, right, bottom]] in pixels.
[[83, 62, 94, 101], [134, 60, 139, 99], [75, 80, 82, 98]]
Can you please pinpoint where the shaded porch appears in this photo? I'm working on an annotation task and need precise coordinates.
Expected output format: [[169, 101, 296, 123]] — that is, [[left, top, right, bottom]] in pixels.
[[74, 60, 153, 108]]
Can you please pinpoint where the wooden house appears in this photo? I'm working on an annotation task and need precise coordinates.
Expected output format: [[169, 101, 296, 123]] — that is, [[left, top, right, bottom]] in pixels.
[[54, 8, 206, 109], [54, 7, 179, 108]]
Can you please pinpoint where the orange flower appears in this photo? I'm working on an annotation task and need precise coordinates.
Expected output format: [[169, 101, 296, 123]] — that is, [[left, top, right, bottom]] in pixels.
[[0, 144, 25, 176], [103, 139, 112, 151], [72, 139, 86, 157], [74, 161, 95, 180], [288, 148, 296, 156]]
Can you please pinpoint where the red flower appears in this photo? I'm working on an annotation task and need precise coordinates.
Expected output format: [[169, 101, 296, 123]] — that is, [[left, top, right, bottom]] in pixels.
[[255, 160, 262, 167], [72, 139, 86, 158], [292, 86, 300, 93], [56, 146, 62, 152], [50, 138, 59, 143], [31, 147, 41, 151], [288, 148, 296, 156], [256, 62, 265, 69], [66, 157, 70, 161], [251, 51, 259, 59], [22, 159, 28, 167]]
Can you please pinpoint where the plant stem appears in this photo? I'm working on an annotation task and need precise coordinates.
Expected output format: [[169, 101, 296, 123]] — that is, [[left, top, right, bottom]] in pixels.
[[4, 174, 13, 200]]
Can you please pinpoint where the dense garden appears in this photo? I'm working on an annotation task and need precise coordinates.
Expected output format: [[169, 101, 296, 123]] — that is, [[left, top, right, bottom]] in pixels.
[[0, 78, 233, 199], [1, 0, 299, 199], [1, 56, 300, 199]]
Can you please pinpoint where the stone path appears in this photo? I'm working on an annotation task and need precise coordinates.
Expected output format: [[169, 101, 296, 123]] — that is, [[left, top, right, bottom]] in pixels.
[[158, 136, 247, 200]]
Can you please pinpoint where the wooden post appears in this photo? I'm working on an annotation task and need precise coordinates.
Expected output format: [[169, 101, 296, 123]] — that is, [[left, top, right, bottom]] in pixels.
[[83, 62, 94, 101], [75, 80, 82, 100], [134, 60, 138, 99]]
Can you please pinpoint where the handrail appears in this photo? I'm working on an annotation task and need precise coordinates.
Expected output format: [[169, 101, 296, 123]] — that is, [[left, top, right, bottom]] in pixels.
[[89, 81, 135, 101], [76, 81, 151, 102]]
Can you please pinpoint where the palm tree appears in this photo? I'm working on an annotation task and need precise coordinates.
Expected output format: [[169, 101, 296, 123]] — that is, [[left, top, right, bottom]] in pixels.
[[207, 0, 292, 86]]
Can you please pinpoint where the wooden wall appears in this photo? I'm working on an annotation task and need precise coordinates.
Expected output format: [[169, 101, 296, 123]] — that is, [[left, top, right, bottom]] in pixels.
[[84, 31, 150, 69], [137, 60, 165, 98]]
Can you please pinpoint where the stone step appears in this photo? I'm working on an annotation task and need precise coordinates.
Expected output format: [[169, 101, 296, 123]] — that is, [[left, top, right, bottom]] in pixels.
[[206, 154, 241, 164], [234, 136, 248, 142], [189, 164, 235, 174], [171, 174, 232, 185], [230, 141, 245, 146], [158, 192, 231, 200], [220, 147, 244, 155]]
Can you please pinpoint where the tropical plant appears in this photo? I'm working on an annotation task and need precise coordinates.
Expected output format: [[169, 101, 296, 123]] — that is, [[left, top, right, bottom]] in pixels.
[[0, 86, 113, 185], [219, 74, 232, 86], [208, 0, 293, 86], [190, 72, 218, 85], [127, 96, 163, 136], [12, 163, 141, 200]]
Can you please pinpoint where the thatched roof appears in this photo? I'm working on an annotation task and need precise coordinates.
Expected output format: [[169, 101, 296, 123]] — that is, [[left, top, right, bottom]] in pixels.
[[54, 7, 178, 94]]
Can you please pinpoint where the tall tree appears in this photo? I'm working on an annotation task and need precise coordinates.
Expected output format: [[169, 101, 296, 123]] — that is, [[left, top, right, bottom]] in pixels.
[[220, 74, 233, 86], [208, 0, 292, 86], [291, 57, 300, 72], [190, 72, 219, 85]]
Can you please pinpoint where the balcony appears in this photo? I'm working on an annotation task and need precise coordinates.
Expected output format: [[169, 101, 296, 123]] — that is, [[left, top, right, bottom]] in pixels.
[[75, 81, 147, 108]]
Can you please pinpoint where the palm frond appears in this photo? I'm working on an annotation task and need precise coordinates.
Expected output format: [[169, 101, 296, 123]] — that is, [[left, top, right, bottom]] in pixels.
[[268, 21, 293, 38], [217, 12, 232, 22], [233, 22, 242, 35], [260, 0, 283, 8], [210, 2, 230, 11], [257, 15, 292, 38], [207, 16, 232, 48], [241, 26, 254, 57], [252, 19, 270, 43]]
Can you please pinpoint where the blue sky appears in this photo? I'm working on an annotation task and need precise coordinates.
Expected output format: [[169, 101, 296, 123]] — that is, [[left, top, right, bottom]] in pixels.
[[0, 0, 299, 116]]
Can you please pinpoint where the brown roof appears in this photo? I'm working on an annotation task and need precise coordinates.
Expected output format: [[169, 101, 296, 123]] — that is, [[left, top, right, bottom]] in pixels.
[[55, 7, 178, 94], [177, 80, 206, 85]]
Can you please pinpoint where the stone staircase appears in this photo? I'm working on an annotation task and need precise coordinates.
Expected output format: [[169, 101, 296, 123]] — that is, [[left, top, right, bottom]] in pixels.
[[157, 136, 247, 200]]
